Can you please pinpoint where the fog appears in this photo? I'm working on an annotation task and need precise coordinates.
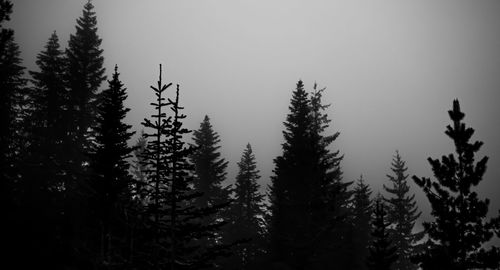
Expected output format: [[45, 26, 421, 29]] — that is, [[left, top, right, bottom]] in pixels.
[[10, 0, 500, 226]]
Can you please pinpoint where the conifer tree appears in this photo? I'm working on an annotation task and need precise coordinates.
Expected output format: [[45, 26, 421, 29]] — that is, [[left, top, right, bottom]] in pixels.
[[63, 1, 106, 264], [191, 115, 231, 209], [225, 143, 266, 269], [412, 100, 500, 269], [269, 81, 348, 269], [138, 65, 230, 269], [383, 151, 423, 270], [0, 0, 24, 191], [0, 0, 27, 265], [19, 30, 68, 267], [25, 30, 68, 195], [190, 115, 232, 251], [66, 0, 106, 155], [350, 175, 373, 270], [367, 197, 398, 270], [88, 65, 135, 267]]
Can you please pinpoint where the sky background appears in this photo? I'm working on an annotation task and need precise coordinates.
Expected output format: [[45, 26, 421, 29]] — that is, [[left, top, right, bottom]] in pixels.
[[9, 0, 500, 232]]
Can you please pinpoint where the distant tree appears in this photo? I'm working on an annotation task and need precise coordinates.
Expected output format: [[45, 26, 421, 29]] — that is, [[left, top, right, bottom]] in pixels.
[[412, 99, 500, 269], [191, 115, 231, 209], [224, 143, 266, 269], [383, 150, 423, 270], [88, 65, 135, 267], [350, 175, 373, 270], [269, 81, 349, 269], [130, 130, 149, 202], [124, 130, 148, 266], [366, 197, 398, 270], [138, 65, 231, 269]]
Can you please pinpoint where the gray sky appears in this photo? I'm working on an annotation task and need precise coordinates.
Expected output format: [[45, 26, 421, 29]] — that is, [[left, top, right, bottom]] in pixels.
[[10, 0, 500, 229]]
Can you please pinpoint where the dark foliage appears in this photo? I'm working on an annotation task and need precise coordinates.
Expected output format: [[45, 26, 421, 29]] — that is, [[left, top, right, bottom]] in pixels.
[[224, 143, 266, 269], [412, 99, 500, 269], [88, 65, 135, 267], [191, 115, 231, 209], [349, 175, 373, 270], [269, 81, 349, 269], [138, 65, 231, 269], [366, 197, 398, 270], [18, 31, 68, 268], [65, 0, 106, 155], [383, 151, 423, 270], [0, 0, 27, 266]]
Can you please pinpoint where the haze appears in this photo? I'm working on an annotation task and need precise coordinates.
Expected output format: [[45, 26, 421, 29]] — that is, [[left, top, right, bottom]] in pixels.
[[10, 0, 500, 224]]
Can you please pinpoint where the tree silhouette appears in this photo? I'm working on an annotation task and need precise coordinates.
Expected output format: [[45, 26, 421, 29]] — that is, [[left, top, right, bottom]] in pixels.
[[19, 30, 68, 267], [191, 115, 231, 208], [224, 143, 266, 269], [383, 151, 423, 270], [62, 1, 107, 265], [0, 0, 24, 195], [139, 65, 231, 269], [65, 0, 106, 156], [88, 65, 135, 267], [366, 197, 398, 270], [0, 0, 28, 266], [269, 81, 349, 269], [412, 99, 500, 269], [350, 175, 373, 270]]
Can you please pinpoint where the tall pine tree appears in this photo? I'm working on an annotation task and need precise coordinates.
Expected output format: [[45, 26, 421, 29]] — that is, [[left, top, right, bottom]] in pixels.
[[0, 0, 24, 196], [412, 100, 500, 269], [383, 150, 423, 270], [269, 81, 348, 269], [366, 197, 398, 270], [66, 0, 106, 156], [62, 1, 106, 265], [19, 30, 68, 268], [224, 143, 266, 269], [88, 65, 135, 267], [0, 0, 27, 266], [138, 65, 231, 269]]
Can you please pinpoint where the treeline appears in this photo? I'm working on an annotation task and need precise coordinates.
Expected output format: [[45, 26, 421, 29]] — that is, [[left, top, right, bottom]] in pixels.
[[1, 1, 500, 269]]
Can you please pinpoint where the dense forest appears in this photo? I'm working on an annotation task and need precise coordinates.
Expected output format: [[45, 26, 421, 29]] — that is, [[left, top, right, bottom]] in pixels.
[[2, 1, 500, 269]]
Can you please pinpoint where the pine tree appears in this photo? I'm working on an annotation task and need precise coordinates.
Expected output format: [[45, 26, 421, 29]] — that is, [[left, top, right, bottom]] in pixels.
[[350, 175, 373, 270], [383, 151, 423, 270], [66, 0, 106, 155], [191, 115, 231, 209], [62, 1, 107, 265], [25, 30, 68, 193], [0, 0, 24, 194], [18, 30, 68, 267], [0, 0, 29, 266], [88, 65, 135, 267], [269, 81, 349, 269], [225, 143, 266, 269], [367, 197, 398, 270], [138, 65, 231, 269], [412, 99, 500, 269]]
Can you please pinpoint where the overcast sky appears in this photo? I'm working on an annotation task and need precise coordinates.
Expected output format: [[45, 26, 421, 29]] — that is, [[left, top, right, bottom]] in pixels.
[[9, 0, 500, 229]]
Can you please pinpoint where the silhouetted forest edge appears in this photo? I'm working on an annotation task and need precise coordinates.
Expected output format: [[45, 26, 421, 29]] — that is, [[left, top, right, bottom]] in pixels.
[[1, 1, 500, 269]]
